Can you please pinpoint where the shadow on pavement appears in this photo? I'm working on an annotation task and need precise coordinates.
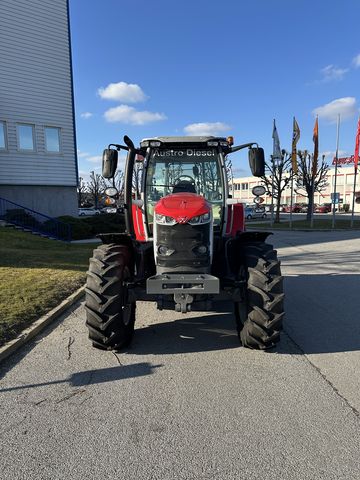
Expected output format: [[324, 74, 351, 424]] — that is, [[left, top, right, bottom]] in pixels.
[[0, 362, 161, 393], [125, 302, 240, 356]]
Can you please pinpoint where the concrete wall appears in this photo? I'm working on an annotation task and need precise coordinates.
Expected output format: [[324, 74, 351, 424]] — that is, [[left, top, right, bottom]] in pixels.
[[0, 185, 78, 218]]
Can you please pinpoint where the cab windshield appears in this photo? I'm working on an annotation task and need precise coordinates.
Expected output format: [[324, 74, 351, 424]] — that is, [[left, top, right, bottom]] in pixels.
[[145, 148, 224, 226]]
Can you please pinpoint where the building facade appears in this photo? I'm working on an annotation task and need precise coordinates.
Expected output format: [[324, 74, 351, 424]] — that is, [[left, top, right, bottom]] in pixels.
[[0, 0, 78, 217], [232, 166, 360, 212]]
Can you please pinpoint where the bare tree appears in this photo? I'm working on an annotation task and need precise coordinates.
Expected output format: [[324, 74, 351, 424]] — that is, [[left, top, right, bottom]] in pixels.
[[260, 150, 294, 223], [87, 171, 106, 208], [104, 170, 125, 198], [132, 162, 143, 198], [77, 176, 87, 207], [225, 157, 233, 194], [113, 170, 124, 197], [295, 150, 329, 220]]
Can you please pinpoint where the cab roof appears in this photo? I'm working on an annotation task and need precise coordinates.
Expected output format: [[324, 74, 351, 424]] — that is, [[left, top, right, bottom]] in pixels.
[[140, 136, 227, 144]]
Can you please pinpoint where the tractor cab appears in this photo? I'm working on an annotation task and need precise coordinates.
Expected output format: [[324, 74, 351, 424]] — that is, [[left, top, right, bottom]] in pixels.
[[141, 138, 226, 236]]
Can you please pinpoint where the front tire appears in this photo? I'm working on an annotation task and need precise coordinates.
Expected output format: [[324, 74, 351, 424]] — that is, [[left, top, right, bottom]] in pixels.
[[85, 243, 135, 350], [235, 242, 284, 349]]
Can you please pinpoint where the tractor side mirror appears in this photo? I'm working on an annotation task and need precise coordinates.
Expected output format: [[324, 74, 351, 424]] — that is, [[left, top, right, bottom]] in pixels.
[[102, 149, 118, 179], [248, 148, 265, 177]]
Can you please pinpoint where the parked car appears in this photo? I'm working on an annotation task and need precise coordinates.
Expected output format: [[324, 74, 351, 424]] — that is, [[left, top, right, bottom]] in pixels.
[[101, 207, 117, 214], [101, 205, 125, 214], [315, 203, 332, 213], [78, 207, 101, 216], [264, 204, 274, 213], [282, 203, 306, 213], [245, 206, 267, 220]]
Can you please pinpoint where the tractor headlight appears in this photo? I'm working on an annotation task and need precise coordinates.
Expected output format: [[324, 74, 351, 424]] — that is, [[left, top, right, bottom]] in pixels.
[[193, 245, 208, 255], [158, 245, 175, 256], [155, 213, 176, 225], [188, 212, 211, 225]]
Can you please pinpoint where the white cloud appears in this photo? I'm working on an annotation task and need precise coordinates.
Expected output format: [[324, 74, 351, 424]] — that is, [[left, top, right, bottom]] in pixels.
[[77, 150, 102, 164], [352, 54, 360, 68], [98, 82, 147, 103], [321, 150, 347, 159], [104, 104, 167, 125], [77, 149, 90, 158], [80, 112, 93, 119], [86, 155, 102, 163], [320, 64, 348, 82], [183, 122, 231, 136], [312, 97, 357, 123]]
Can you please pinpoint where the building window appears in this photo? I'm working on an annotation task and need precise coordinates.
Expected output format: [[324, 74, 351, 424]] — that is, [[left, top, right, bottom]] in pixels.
[[18, 124, 35, 151], [346, 174, 359, 185], [241, 183, 249, 190], [0, 121, 6, 149], [45, 127, 61, 153]]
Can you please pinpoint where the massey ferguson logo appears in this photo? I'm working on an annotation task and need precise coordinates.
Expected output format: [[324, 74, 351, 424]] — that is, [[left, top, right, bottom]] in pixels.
[[177, 217, 188, 224]]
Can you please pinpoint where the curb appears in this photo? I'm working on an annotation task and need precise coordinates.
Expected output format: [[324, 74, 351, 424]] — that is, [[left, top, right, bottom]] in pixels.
[[0, 286, 85, 364]]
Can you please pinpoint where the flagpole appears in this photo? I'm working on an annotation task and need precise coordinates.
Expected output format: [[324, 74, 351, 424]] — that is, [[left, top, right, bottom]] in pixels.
[[289, 170, 294, 229], [290, 117, 300, 228], [310, 116, 319, 229], [310, 176, 315, 228], [332, 114, 340, 229], [350, 166, 358, 227], [310, 149, 315, 227], [270, 157, 275, 227], [350, 117, 360, 228]]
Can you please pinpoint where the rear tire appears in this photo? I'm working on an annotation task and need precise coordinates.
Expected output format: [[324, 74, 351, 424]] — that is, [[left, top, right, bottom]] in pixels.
[[85, 243, 135, 350], [235, 241, 284, 350]]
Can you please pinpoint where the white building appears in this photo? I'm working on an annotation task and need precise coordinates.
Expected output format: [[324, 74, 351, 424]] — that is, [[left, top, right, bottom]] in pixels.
[[0, 0, 78, 217], [232, 166, 360, 212]]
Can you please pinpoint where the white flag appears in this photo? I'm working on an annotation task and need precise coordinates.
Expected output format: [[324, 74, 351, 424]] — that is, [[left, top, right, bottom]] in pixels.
[[272, 119, 281, 161]]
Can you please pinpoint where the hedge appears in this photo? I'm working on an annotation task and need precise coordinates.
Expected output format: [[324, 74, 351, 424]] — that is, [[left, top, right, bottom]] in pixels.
[[57, 214, 125, 240]]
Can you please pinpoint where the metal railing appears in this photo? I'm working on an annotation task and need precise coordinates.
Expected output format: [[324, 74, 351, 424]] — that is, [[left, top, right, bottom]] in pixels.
[[0, 197, 72, 242]]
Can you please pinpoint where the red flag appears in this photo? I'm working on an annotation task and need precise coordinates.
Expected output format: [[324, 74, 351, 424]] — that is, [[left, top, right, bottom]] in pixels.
[[291, 117, 300, 173], [312, 117, 319, 176], [354, 117, 360, 172]]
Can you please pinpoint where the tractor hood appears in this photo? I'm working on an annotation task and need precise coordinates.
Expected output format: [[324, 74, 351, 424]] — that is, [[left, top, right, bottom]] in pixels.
[[154, 193, 210, 223]]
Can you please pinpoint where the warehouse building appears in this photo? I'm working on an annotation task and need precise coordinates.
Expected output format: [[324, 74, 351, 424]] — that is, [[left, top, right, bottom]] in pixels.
[[0, 0, 78, 217]]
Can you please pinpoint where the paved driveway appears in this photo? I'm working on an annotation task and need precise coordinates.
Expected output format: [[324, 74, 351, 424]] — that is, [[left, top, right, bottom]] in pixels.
[[1, 230, 359, 480]]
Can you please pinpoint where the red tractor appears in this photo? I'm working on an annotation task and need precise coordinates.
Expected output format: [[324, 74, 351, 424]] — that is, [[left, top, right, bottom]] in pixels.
[[85, 136, 284, 350]]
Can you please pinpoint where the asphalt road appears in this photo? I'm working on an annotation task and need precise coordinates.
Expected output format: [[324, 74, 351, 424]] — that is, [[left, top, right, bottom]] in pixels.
[[1, 231, 360, 480]]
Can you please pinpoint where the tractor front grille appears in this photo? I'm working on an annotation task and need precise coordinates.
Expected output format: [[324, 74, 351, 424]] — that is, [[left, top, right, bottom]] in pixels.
[[155, 222, 210, 272]]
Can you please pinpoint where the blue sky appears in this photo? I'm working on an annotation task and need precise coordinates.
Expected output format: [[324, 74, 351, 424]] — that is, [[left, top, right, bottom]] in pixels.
[[69, 0, 360, 179]]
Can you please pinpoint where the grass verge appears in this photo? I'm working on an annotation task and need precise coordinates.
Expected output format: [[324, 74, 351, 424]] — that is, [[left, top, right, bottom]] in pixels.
[[0, 229, 95, 347], [249, 218, 360, 230]]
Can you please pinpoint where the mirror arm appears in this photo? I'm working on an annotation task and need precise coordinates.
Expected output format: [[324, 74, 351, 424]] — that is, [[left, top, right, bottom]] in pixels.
[[108, 143, 142, 154], [108, 143, 128, 152], [229, 142, 258, 153]]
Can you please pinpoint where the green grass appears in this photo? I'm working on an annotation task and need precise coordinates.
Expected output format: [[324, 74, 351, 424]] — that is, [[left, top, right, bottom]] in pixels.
[[0, 229, 95, 346], [249, 218, 360, 230]]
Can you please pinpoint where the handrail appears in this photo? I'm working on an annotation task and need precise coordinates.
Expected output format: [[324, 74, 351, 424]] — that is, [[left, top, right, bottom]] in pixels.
[[0, 196, 72, 242]]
